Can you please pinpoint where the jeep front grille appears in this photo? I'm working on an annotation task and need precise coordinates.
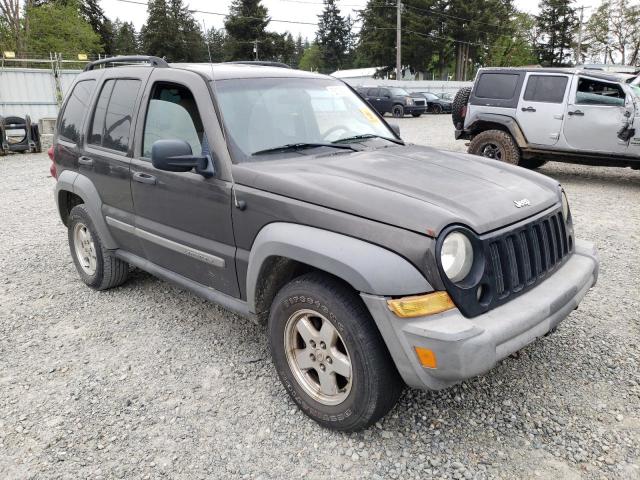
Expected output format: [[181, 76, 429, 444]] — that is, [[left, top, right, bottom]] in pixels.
[[440, 208, 573, 318], [488, 210, 571, 299]]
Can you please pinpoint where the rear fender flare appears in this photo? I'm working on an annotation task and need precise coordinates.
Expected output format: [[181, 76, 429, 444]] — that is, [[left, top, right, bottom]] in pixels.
[[468, 113, 528, 148], [246, 222, 432, 313], [55, 170, 117, 249]]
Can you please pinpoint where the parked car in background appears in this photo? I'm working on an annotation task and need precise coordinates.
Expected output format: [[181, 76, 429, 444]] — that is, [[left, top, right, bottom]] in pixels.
[[356, 86, 427, 117], [453, 67, 640, 170], [413, 92, 453, 114]]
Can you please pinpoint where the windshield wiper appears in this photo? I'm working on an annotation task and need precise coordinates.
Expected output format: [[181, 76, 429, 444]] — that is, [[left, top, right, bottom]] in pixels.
[[332, 134, 404, 145], [252, 142, 359, 156]]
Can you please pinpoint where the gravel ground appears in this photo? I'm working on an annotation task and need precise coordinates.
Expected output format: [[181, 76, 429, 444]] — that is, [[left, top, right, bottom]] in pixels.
[[1, 116, 639, 479]]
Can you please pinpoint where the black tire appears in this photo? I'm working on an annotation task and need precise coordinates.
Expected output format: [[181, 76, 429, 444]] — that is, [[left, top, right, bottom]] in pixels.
[[67, 204, 129, 290], [269, 272, 404, 431], [519, 158, 548, 170], [452, 86, 472, 129], [411, 112, 421, 117], [432, 104, 444, 115], [468, 129, 521, 165], [392, 105, 404, 118]]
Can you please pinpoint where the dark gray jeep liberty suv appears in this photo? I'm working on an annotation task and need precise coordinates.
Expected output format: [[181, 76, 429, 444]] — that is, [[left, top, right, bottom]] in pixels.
[[51, 56, 599, 431]]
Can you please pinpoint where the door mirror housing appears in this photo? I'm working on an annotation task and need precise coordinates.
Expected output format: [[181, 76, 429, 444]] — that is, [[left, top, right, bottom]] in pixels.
[[389, 123, 400, 137], [151, 139, 214, 178]]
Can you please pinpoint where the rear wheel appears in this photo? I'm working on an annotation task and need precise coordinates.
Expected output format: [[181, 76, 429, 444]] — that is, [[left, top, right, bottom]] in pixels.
[[392, 105, 404, 118], [269, 272, 403, 431], [68, 204, 129, 290], [469, 130, 521, 166]]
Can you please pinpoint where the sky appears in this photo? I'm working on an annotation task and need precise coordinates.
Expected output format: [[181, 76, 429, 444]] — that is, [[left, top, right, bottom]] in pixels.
[[100, 0, 597, 39]]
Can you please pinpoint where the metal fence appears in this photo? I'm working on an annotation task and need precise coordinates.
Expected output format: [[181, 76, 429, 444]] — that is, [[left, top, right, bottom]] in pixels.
[[0, 67, 81, 121]]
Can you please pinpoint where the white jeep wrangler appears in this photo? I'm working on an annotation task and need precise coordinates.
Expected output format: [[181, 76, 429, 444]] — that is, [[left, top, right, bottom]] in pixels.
[[453, 67, 640, 170]]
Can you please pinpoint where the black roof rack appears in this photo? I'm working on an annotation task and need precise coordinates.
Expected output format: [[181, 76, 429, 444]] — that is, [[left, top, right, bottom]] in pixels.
[[84, 55, 169, 71], [226, 61, 291, 69]]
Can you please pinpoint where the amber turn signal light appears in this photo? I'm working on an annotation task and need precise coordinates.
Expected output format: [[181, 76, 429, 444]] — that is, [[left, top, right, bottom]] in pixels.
[[414, 347, 437, 369], [387, 291, 455, 318]]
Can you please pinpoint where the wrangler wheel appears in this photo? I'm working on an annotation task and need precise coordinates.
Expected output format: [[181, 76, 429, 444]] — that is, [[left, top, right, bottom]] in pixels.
[[269, 272, 403, 431], [469, 129, 521, 166]]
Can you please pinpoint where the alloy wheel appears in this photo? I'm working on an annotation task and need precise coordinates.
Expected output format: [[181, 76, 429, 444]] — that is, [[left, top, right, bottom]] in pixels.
[[284, 309, 353, 406], [73, 222, 97, 276]]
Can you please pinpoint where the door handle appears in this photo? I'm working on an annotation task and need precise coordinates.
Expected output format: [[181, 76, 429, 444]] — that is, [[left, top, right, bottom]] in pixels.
[[521, 106, 536, 112], [568, 110, 584, 116], [132, 172, 157, 185], [78, 156, 94, 167]]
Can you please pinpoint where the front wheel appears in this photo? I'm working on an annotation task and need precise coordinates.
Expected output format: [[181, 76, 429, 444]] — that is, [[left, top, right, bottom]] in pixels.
[[392, 105, 404, 118], [412, 112, 421, 117], [432, 104, 444, 114], [468, 130, 521, 166], [269, 272, 403, 431]]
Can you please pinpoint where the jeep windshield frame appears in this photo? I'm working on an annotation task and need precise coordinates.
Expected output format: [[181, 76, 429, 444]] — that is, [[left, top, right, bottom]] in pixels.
[[212, 77, 399, 162]]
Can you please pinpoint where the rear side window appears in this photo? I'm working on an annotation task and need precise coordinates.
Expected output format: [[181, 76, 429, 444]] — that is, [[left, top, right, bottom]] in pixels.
[[475, 73, 520, 100], [58, 80, 96, 143], [89, 79, 141, 153], [142, 83, 204, 158], [523, 75, 568, 103]]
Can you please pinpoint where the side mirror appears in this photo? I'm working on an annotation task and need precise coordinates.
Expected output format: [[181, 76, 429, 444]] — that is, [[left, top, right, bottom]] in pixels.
[[151, 139, 214, 178], [389, 123, 400, 137]]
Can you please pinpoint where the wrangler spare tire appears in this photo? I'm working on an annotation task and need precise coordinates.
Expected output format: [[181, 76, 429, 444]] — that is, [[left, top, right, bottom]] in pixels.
[[452, 86, 472, 130]]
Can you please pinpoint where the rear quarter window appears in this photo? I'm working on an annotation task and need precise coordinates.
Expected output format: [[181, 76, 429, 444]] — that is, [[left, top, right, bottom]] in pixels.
[[475, 73, 520, 100], [58, 80, 96, 144]]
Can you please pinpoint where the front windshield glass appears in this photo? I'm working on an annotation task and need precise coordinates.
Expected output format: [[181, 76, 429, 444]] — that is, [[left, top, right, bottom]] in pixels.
[[388, 87, 409, 96], [214, 78, 396, 161]]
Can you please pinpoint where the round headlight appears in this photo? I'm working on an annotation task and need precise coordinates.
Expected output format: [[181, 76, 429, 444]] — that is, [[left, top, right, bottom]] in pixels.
[[561, 190, 570, 222], [440, 232, 474, 283]]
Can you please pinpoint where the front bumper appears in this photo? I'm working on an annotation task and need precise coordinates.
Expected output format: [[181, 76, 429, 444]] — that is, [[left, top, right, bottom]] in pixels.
[[406, 105, 427, 114], [361, 239, 599, 390]]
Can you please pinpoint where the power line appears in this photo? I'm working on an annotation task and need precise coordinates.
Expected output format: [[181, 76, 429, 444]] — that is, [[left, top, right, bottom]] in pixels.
[[113, 0, 318, 25]]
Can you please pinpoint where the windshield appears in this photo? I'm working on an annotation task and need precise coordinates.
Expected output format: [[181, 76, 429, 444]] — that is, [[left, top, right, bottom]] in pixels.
[[214, 78, 396, 161], [421, 92, 438, 100], [388, 87, 409, 96]]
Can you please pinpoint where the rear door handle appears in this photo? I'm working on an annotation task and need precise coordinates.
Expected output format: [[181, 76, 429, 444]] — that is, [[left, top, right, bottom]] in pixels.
[[78, 156, 94, 167], [132, 172, 157, 185], [568, 110, 584, 116], [521, 106, 536, 112]]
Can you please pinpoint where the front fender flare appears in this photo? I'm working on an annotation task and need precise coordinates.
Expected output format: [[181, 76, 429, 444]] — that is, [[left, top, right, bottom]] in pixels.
[[246, 223, 432, 313]]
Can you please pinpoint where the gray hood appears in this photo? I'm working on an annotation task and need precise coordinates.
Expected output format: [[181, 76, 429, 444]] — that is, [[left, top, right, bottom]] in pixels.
[[233, 145, 561, 236]]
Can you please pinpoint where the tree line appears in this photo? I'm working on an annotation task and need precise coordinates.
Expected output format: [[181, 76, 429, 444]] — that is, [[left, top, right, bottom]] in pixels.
[[1, 0, 639, 79]]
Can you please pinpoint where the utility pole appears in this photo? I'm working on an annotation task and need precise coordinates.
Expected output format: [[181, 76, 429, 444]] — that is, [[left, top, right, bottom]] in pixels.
[[396, 0, 401, 81], [575, 6, 590, 64], [253, 39, 259, 60]]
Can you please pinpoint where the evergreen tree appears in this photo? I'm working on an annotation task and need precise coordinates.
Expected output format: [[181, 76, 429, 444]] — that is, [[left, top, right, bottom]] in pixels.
[[316, 0, 352, 73], [112, 20, 138, 55], [205, 28, 227, 62], [536, 0, 578, 66], [298, 42, 324, 71], [292, 34, 306, 68], [79, 0, 114, 55], [224, 0, 270, 60], [140, 0, 206, 62]]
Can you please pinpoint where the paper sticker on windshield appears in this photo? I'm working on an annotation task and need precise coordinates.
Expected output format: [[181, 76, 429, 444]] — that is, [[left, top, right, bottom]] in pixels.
[[326, 85, 351, 96], [360, 108, 381, 124]]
